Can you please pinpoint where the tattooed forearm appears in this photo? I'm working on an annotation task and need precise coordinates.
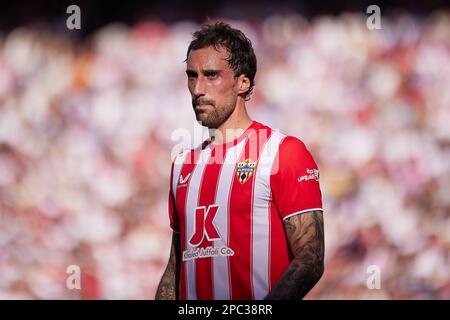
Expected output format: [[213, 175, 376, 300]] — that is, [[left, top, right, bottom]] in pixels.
[[264, 211, 324, 300], [155, 233, 180, 300], [155, 261, 176, 299]]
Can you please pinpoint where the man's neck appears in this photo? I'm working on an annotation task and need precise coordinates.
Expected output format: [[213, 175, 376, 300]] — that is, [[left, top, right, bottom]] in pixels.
[[209, 102, 253, 146]]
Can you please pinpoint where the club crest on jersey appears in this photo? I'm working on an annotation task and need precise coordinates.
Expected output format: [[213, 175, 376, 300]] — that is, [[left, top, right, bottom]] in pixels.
[[236, 159, 257, 184]]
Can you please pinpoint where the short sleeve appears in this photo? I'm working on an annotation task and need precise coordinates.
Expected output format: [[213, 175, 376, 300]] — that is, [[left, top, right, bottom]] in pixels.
[[168, 161, 180, 233], [270, 136, 323, 220]]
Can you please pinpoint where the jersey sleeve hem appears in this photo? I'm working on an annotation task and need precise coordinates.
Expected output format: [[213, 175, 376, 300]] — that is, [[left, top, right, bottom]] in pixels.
[[281, 206, 324, 221]]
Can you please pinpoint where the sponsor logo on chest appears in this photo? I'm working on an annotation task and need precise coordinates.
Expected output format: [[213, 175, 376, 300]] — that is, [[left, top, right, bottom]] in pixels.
[[183, 204, 235, 261]]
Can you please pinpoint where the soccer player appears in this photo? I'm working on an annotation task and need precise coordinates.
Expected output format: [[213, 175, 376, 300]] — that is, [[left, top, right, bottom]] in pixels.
[[155, 22, 324, 300]]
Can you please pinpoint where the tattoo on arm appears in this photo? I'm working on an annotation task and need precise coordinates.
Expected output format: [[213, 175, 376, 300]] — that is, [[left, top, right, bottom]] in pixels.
[[264, 210, 324, 300], [155, 232, 181, 300]]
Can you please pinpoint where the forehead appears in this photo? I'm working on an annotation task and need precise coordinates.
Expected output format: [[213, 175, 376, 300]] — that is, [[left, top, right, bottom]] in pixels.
[[186, 46, 231, 70]]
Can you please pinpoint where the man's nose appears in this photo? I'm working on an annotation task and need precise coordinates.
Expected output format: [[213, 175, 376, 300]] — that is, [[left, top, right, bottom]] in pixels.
[[192, 78, 206, 97]]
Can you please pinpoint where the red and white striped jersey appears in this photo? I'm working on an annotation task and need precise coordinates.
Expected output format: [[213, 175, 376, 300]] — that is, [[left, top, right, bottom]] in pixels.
[[168, 121, 323, 300]]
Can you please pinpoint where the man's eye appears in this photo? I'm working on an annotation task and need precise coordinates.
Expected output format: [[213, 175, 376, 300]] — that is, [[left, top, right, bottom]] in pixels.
[[206, 73, 218, 79]]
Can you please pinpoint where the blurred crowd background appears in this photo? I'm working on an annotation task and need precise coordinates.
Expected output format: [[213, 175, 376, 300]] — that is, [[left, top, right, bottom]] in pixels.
[[0, 1, 449, 299]]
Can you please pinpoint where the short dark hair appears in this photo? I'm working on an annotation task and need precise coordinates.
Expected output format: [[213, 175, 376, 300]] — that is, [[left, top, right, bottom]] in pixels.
[[186, 21, 257, 100]]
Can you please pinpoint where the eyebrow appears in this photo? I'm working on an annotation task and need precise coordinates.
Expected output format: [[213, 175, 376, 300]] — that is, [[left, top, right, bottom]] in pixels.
[[185, 69, 222, 75], [186, 69, 197, 76], [202, 69, 221, 74]]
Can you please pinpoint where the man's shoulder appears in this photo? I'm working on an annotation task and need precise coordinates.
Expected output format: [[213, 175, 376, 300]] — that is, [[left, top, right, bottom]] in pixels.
[[267, 130, 311, 161], [252, 122, 310, 155], [276, 133, 318, 170], [279, 135, 307, 150]]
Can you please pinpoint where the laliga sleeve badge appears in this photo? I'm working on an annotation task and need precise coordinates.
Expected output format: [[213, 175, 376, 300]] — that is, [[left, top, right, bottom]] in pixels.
[[236, 159, 257, 184]]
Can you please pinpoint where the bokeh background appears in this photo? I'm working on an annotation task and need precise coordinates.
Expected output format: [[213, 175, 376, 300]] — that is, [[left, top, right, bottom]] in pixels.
[[0, 0, 449, 299]]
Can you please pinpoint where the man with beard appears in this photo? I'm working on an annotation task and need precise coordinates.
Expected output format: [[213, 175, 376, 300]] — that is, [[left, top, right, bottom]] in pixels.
[[156, 22, 324, 300]]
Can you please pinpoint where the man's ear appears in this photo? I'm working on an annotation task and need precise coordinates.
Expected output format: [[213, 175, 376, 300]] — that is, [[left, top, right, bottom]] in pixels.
[[237, 74, 251, 96]]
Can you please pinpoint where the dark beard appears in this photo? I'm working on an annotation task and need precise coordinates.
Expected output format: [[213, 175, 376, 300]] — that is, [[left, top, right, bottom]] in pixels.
[[195, 104, 235, 129]]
